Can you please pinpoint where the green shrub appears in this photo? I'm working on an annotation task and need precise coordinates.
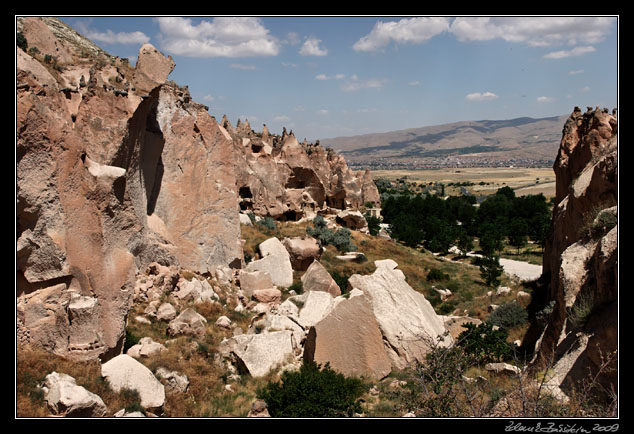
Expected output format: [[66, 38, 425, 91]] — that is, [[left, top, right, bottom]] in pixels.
[[488, 301, 528, 330], [257, 216, 277, 231], [257, 362, 366, 417], [17, 32, 27, 51], [457, 321, 514, 363], [427, 268, 449, 282], [287, 280, 304, 294]]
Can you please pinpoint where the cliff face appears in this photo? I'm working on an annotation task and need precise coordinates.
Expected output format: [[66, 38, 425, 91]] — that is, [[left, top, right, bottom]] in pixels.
[[223, 118, 380, 221], [16, 17, 379, 361], [16, 17, 242, 361], [528, 106, 617, 399]]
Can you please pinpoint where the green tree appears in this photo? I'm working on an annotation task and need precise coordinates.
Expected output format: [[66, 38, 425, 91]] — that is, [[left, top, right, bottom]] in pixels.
[[479, 254, 504, 288], [457, 322, 514, 363], [507, 220, 528, 255]]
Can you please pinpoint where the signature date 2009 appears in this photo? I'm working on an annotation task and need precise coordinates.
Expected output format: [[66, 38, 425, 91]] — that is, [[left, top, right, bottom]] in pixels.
[[505, 421, 619, 433]]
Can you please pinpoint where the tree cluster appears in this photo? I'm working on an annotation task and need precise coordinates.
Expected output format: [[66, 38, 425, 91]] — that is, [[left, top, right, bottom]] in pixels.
[[381, 185, 551, 256]]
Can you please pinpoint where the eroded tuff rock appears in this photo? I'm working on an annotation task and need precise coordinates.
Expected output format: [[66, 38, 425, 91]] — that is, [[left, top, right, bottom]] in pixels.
[[525, 106, 618, 400], [16, 17, 240, 361], [227, 120, 380, 221]]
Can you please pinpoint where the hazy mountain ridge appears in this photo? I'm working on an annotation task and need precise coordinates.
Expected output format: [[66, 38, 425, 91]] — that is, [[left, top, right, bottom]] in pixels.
[[320, 115, 568, 166]]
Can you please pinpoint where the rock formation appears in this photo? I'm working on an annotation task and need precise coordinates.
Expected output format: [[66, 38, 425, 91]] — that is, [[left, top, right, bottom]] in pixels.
[[226, 119, 380, 221], [525, 106, 617, 400], [16, 17, 380, 364], [16, 17, 241, 362]]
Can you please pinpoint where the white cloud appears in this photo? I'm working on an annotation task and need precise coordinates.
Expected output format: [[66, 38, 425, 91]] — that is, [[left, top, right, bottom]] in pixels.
[[580, 86, 592, 93], [75, 21, 149, 45], [273, 115, 290, 122], [408, 80, 421, 86], [202, 94, 215, 102], [300, 37, 328, 56], [230, 63, 257, 70], [450, 17, 615, 47], [315, 73, 345, 81], [317, 109, 329, 115], [353, 17, 450, 52], [537, 96, 554, 103], [543, 46, 596, 59], [156, 16, 279, 58], [569, 69, 585, 75], [285, 32, 301, 45], [281, 61, 297, 68], [340, 75, 387, 92], [465, 91, 499, 102]]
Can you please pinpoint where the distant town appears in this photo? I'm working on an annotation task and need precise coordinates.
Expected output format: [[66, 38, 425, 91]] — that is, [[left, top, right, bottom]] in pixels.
[[349, 156, 555, 171]]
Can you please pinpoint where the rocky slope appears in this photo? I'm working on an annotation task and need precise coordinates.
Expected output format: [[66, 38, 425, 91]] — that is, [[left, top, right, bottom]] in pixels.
[[16, 17, 379, 363], [525, 106, 618, 400]]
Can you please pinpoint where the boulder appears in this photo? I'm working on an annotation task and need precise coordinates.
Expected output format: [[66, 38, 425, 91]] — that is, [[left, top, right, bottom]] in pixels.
[[282, 236, 322, 271], [296, 291, 337, 328], [348, 266, 452, 370], [336, 210, 368, 230], [156, 303, 177, 322], [101, 354, 165, 410], [167, 308, 207, 338], [44, 372, 107, 417], [231, 330, 296, 377], [304, 291, 392, 380], [215, 315, 233, 330], [126, 337, 166, 358], [374, 259, 398, 270], [155, 367, 189, 394], [301, 260, 341, 297], [245, 238, 293, 288], [239, 270, 274, 299], [247, 400, 271, 417], [485, 362, 522, 376], [172, 278, 218, 304], [252, 288, 282, 304], [132, 43, 175, 95]]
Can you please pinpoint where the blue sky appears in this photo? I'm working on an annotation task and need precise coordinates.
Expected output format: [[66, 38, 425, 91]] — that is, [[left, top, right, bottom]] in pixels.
[[58, 16, 619, 142]]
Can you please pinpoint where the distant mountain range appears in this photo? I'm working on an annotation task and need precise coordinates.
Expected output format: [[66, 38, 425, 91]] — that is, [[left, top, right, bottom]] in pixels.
[[319, 115, 568, 167]]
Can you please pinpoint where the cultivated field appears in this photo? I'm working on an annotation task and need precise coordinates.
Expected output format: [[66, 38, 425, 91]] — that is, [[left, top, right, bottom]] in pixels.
[[371, 167, 556, 199]]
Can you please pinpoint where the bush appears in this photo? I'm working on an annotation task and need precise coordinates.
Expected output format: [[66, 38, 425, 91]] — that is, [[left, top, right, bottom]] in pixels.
[[257, 362, 366, 417], [257, 216, 277, 231], [427, 268, 449, 282], [488, 301, 528, 330], [364, 213, 381, 236], [457, 321, 514, 363], [479, 254, 504, 288], [306, 216, 356, 253]]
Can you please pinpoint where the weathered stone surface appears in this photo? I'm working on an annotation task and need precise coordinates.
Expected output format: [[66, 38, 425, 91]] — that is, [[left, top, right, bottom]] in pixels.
[[156, 367, 189, 394], [252, 288, 282, 304], [156, 303, 177, 322], [348, 267, 452, 370], [304, 291, 392, 380], [239, 270, 274, 299], [167, 308, 207, 338], [282, 236, 322, 271], [44, 372, 107, 417], [245, 238, 293, 288], [301, 260, 341, 297], [485, 362, 522, 376], [336, 210, 368, 230], [232, 331, 296, 377], [101, 354, 165, 410], [374, 259, 398, 270], [16, 19, 241, 362], [443, 316, 483, 340], [524, 107, 618, 400], [126, 337, 166, 358], [296, 291, 337, 328], [132, 43, 175, 95]]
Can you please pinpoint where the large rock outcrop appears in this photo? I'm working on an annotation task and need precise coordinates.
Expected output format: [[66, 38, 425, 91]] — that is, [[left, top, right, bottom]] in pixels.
[[303, 263, 452, 379], [226, 119, 380, 221], [526, 106, 617, 400], [16, 17, 241, 361]]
